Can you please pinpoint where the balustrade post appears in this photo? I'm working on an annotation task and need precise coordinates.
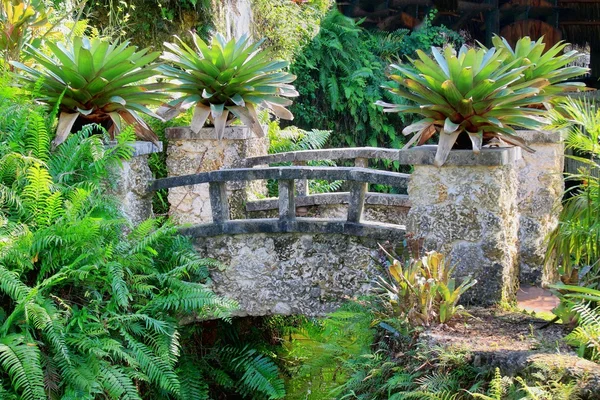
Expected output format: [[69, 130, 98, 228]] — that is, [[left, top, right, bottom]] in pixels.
[[278, 180, 296, 221], [354, 158, 368, 168], [209, 181, 230, 223], [294, 160, 309, 196], [347, 181, 367, 223]]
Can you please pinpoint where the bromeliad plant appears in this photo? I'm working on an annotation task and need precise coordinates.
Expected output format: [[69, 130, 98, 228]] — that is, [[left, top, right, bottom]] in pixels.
[[0, 0, 50, 66], [11, 36, 168, 146], [375, 248, 476, 326], [159, 32, 298, 138], [376, 37, 586, 166], [491, 35, 587, 96]]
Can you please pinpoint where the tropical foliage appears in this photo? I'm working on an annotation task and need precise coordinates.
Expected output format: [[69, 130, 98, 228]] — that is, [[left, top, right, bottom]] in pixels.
[[546, 98, 600, 287], [0, 0, 51, 65], [289, 11, 408, 149], [490, 35, 587, 96], [376, 37, 587, 166], [11, 35, 168, 146], [289, 9, 463, 151], [375, 248, 476, 326], [550, 284, 600, 362], [251, 0, 332, 60], [0, 89, 292, 398], [159, 32, 298, 138], [266, 122, 341, 196]]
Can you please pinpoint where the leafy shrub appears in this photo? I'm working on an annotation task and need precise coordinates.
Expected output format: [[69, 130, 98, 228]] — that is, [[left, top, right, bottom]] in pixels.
[[549, 283, 600, 362], [0, 91, 294, 398], [289, 10, 408, 149], [251, 0, 332, 60], [471, 367, 580, 400], [546, 98, 600, 287], [396, 9, 463, 59], [375, 248, 476, 326], [85, 0, 214, 49], [289, 9, 464, 151], [266, 122, 341, 197], [0, 0, 51, 66]]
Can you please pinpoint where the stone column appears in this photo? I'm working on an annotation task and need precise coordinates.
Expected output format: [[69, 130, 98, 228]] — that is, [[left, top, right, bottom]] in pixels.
[[516, 130, 564, 287], [403, 146, 521, 305], [166, 126, 268, 225], [109, 141, 162, 226]]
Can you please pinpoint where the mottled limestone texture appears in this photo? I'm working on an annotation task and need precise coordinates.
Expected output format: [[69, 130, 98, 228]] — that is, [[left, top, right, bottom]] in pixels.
[[516, 130, 564, 286], [108, 141, 161, 226], [248, 201, 410, 226], [194, 233, 385, 316], [166, 126, 268, 224], [406, 147, 521, 305]]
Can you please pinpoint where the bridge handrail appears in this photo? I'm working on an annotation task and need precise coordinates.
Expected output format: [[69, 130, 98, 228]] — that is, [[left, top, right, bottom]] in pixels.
[[238, 147, 401, 168], [149, 166, 409, 230], [149, 166, 409, 191]]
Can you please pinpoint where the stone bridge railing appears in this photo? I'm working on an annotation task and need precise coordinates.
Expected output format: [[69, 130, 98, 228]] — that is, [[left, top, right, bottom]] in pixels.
[[148, 164, 408, 241], [238, 147, 412, 225], [111, 127, 565, 315]]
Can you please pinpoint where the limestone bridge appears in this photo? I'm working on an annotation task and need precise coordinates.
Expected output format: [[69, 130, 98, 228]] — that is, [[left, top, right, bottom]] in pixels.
[[135, 129, 563, 316]]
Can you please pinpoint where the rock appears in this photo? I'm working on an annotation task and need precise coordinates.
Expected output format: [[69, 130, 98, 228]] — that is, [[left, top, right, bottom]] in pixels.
[[406, 148, 520, 305], [419, 308, 600, 399], [194, 232, 385, 317]]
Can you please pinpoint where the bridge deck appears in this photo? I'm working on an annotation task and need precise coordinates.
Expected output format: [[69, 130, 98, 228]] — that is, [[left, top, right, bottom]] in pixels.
[[178, 217, 405, 241]]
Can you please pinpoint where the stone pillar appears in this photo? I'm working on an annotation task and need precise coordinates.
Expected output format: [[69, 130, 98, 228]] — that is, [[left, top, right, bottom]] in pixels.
[[109, 141, 162, 226], [166, 126, 268, 225], [516, 130, 564, 287], [403, 146, 521, 305]]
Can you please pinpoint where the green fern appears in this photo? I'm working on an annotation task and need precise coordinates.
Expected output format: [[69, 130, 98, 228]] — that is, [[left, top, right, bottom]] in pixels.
[[24, 111, 50, 162], [217, 346, 286, 399], [0, 334, 46, 400], [565, 301, 600, 360], [0, 96, 242, 399]]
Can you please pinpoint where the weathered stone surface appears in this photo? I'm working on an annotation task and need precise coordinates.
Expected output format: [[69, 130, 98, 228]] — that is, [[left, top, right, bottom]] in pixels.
[[181, 218, 405, 241], [399, 145, 522, 166], [154, 166, 410, 191], [107, 141, 162, 226], [241, 147, 400, 167], [194, 232, 387, 316], [406, 147, 520, 305], [166, 126, 268, 224], [420, 309, 600, 399], [515, 131, 564, 286], [247, 193, 410, 226]]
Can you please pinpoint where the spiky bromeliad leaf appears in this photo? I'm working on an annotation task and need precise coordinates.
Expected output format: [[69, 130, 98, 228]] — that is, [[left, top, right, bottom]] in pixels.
[[490, 35, 588, 95], [159, 32, 298, 138], [376, 37, 587, 166], [11, 36, 169, 146]]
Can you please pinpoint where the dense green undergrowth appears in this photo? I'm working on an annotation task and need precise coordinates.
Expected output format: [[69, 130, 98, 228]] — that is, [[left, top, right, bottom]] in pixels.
[[289, 9, 463, 152], [0, 89, 284, 399]]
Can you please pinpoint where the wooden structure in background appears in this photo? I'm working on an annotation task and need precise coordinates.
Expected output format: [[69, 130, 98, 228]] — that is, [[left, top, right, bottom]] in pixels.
[[337, 0, 599, 84]]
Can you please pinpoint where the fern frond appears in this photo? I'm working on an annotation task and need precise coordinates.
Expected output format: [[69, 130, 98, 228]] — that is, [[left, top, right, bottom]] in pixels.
[[220, 346, 286, 399], [0, 264, 30, 301], [177, 358, 210, 400], [120, 330, 181, 395], [24, 111, 50, 162], [0, 334, 46, 400], [99, 364, 142, 400]]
